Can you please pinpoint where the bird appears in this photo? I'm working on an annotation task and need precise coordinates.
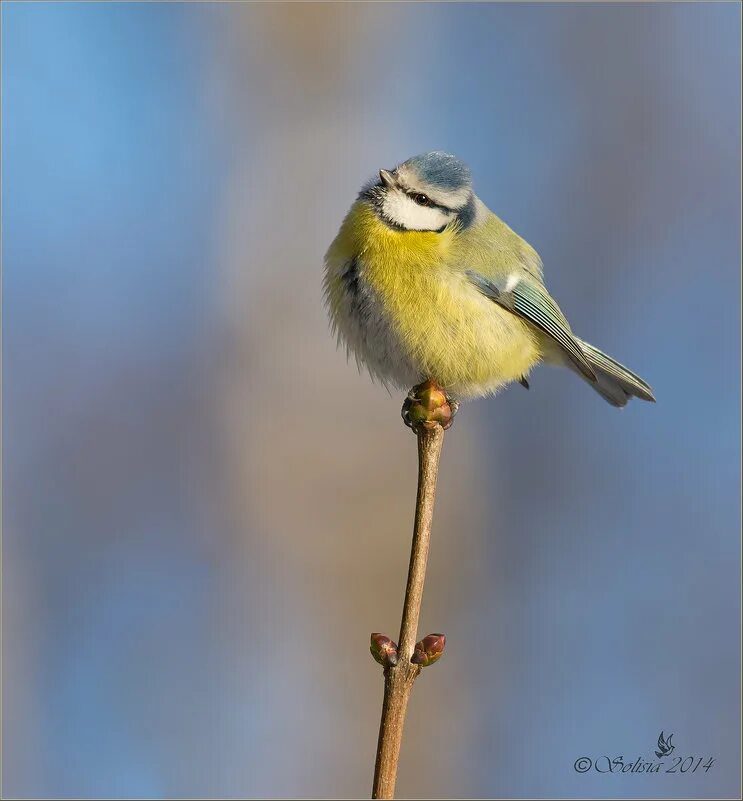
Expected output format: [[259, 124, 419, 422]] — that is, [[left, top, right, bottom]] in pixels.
[[655, 731, 674, 758], [323, 151, 655, 410]]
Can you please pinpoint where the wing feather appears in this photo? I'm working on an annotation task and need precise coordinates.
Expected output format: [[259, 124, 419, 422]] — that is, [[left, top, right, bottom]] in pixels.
[[466, 270, 596, 381]]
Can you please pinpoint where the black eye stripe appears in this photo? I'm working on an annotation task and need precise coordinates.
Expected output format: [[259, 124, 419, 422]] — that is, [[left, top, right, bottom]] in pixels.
[[406, 191, 451, 212]]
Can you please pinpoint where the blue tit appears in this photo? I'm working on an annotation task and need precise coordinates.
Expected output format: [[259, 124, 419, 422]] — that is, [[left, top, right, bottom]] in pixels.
[[323, 151, 655, 407]]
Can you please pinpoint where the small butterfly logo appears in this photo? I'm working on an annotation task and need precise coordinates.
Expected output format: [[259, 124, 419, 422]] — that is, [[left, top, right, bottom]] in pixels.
[[655, 731, 675, 758]]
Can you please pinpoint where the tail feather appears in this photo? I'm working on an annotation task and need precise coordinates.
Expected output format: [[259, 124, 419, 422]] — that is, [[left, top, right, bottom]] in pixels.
[[576, 339, 656, 407]]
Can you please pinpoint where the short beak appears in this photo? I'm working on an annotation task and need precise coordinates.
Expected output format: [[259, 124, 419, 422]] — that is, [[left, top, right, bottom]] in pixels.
[[379, 169, 395, 188]]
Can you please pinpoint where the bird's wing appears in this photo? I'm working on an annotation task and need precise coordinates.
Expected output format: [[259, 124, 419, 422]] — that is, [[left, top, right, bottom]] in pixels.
[[657, 732, 666, 750], [466, 270, 596, 382]]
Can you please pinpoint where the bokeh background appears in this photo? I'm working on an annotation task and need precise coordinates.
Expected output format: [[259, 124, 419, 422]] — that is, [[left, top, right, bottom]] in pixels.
[[3, 2, 740, 798]]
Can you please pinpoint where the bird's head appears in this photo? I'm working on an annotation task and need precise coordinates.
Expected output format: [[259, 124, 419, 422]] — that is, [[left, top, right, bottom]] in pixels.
[[362, 151, 475, 232]]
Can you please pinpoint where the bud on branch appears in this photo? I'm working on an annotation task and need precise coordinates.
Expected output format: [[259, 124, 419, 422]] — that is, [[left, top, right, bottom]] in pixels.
[[402, 379, 455, 432], [370, 633, 399, 668], [411, 633, 446, 667]]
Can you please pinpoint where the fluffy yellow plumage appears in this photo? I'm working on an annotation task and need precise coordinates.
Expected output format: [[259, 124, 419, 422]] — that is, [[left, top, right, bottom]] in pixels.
[[325, 203, 541, 397], [324, 152, 654, 407]]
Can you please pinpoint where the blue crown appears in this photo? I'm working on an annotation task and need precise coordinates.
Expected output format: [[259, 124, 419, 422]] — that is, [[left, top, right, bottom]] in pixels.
[[401, 152, 472, 191]]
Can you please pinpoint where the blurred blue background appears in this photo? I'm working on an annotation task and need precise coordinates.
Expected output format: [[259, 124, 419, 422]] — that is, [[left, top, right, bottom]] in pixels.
[[2, 2, 740, 798]]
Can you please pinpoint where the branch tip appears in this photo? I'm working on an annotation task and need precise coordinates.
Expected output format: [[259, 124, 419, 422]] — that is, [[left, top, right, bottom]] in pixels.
[[401, 380, 455, 432]]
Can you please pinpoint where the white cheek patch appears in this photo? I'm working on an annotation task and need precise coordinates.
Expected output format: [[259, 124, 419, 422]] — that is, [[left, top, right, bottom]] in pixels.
[[382, 191, 452, 231]]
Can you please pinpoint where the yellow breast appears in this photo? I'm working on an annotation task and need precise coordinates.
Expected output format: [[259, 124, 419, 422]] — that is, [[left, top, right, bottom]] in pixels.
[[324, 203, 541, 397]]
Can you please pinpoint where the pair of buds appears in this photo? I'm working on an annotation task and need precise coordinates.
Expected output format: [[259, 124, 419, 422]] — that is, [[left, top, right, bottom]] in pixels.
[[370, 632, 446, 669]]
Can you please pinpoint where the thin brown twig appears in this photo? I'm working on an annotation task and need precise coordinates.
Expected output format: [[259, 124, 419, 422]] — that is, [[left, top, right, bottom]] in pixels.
[[371, 381, 450, 799]]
